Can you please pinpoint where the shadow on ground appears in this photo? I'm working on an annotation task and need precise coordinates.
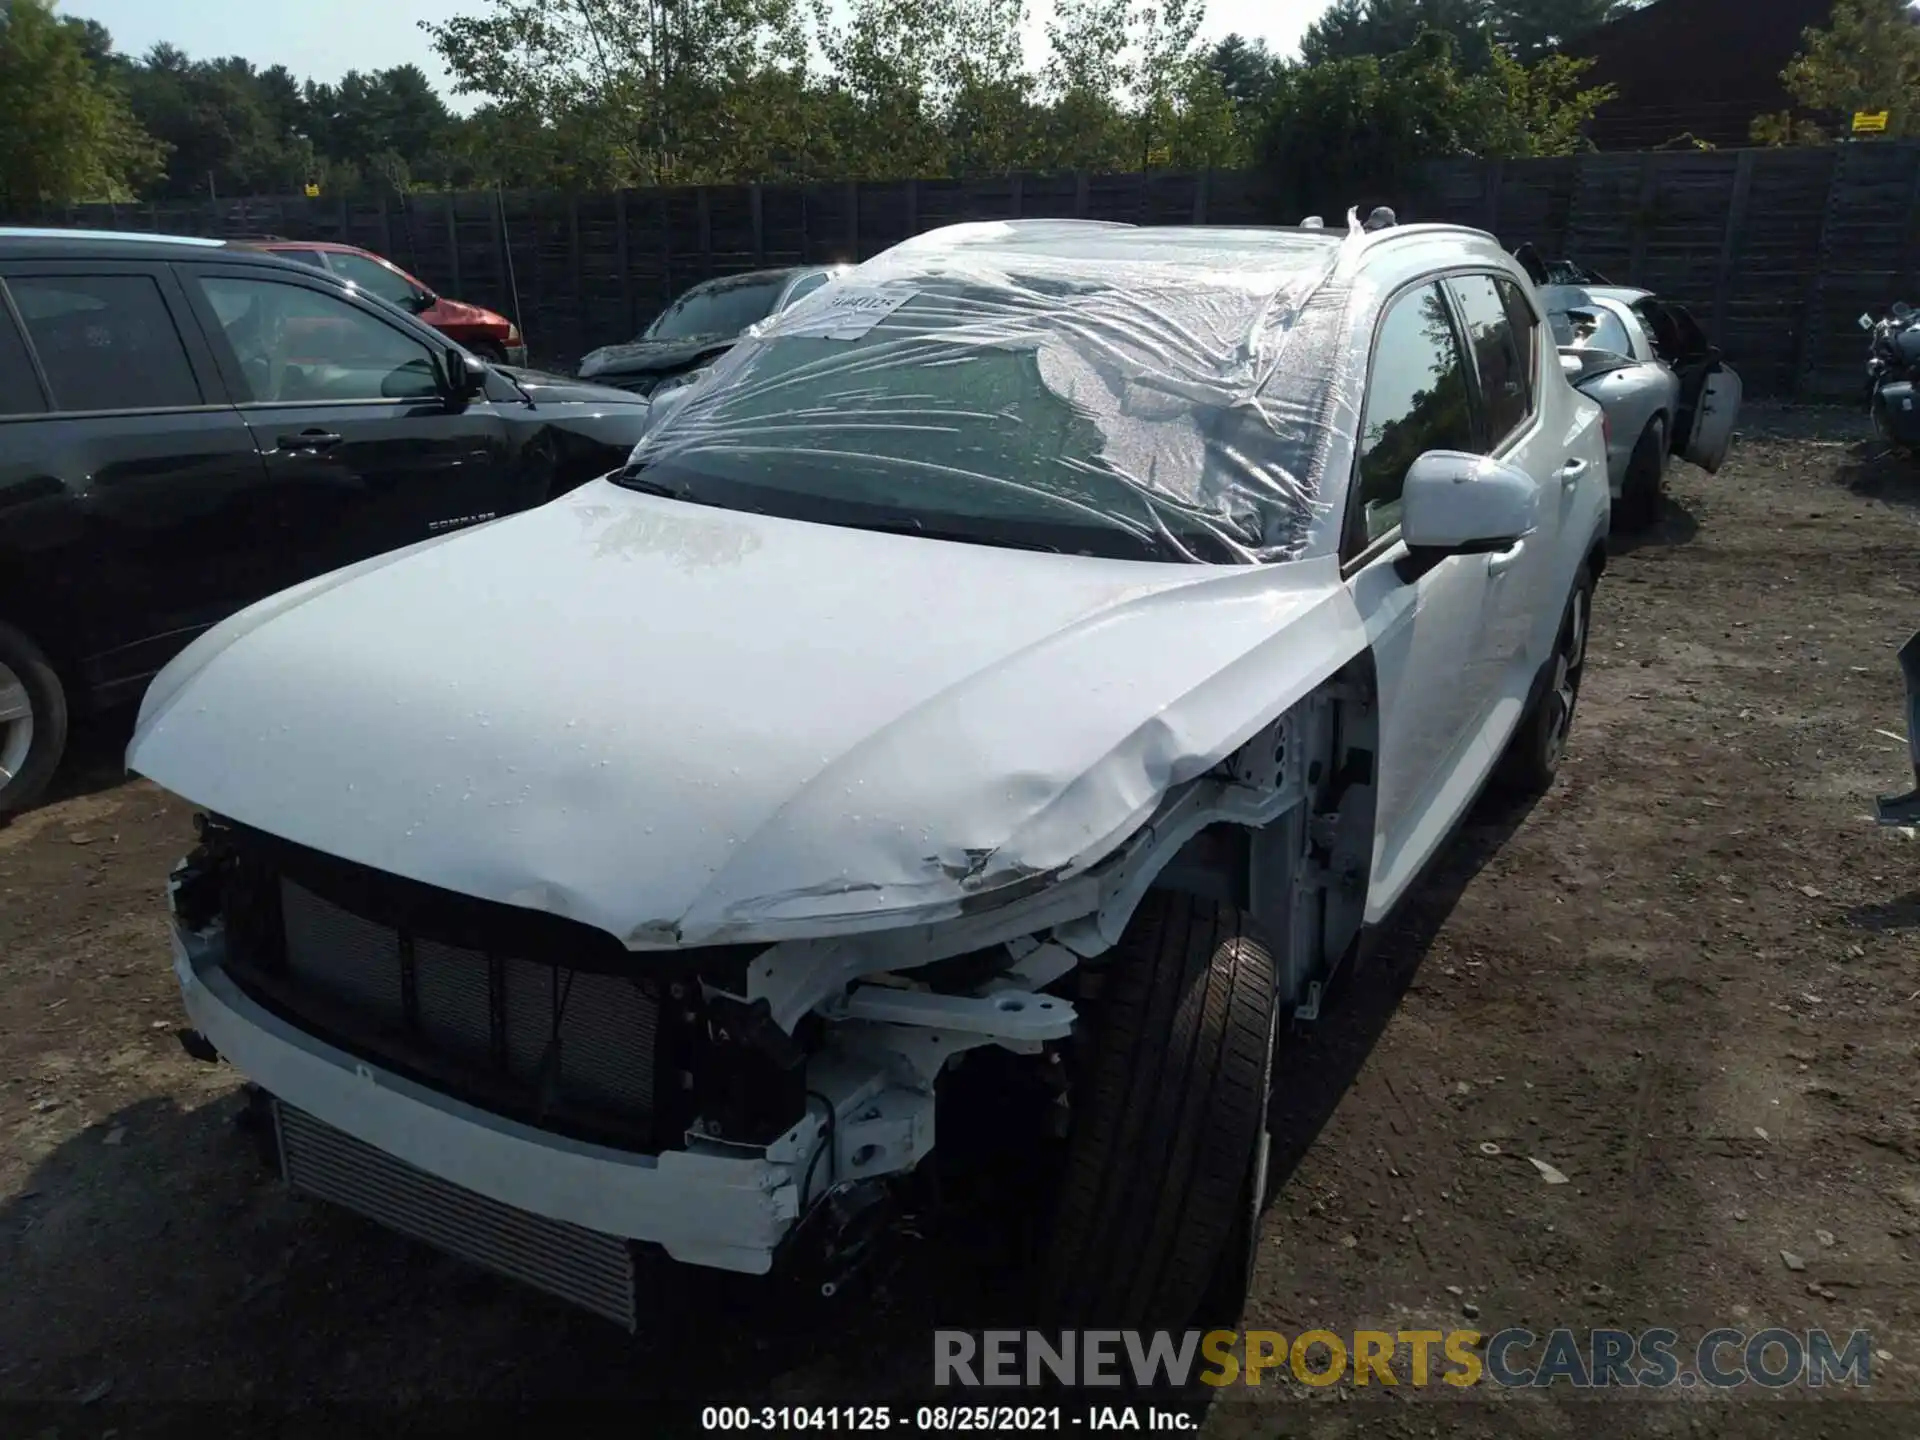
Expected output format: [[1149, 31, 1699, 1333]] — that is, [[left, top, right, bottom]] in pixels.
[[0, 707, 139, 828], [1607, 495, 1700, 557], [1837, 441, 1920, 515]]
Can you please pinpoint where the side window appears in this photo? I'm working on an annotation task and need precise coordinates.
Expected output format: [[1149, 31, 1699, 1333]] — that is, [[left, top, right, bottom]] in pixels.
[[780, 272, 831, 310], [193, 276, 441, 404], [327, 252, 422, 309], [8, 275, 200, 413], [1351, 282, 1475, 551], [1498, 277, 1540, 387], [1449, 273, 1532, 448], [0, 298, 48, 417]]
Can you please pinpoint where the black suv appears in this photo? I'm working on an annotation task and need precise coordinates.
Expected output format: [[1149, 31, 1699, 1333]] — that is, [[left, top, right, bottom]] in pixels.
[[0, 228, 654, 813]]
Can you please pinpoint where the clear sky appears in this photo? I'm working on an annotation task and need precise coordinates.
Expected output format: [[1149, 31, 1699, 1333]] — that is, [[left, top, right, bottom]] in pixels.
[[58, 0, 1331, 99]]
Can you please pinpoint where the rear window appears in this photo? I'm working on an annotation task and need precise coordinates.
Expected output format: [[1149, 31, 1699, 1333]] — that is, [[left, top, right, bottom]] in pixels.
[[0, 301, 47, 417], [9, 275, 200, 412]]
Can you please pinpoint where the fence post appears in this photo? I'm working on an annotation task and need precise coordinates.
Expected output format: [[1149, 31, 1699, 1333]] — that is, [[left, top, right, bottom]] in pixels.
[[750, 183, 765, 265], [904, 179, 917, 237], [696, 187, 712, 277], [444, 194, 462, 296], [568, 194, 585, 356], [1192, 169, 1210, 224], [844, 180, 859, 257], [615, 189, 635, 340], [1011, 174, 1025, 218], [1626, 151, 1660, 285], [378, 191, 393, 257], [1710, 149, 1756, 342], [1483, 158, 1504, 239], [1900, 142, 1920, 307], [1074, 171, 1089, 218], [1794, 146, 1846, 399]]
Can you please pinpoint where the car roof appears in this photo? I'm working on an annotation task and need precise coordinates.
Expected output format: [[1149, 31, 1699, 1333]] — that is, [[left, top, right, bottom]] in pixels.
[[0, 226, 326, 270], [873, 219, 1520, 302], [254, 239, 387, 259]]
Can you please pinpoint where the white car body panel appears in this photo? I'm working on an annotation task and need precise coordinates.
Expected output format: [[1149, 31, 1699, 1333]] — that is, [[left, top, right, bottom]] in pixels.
[[129, 478, 1369, 947]]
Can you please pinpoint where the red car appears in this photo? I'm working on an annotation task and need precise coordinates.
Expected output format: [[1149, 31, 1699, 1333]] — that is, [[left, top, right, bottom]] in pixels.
[[250, 240, 527, 366]]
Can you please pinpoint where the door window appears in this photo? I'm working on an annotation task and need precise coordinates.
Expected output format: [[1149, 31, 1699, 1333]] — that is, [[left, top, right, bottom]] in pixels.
[[0, 302, 47, 416], [779, 271, 831, 310], [1351, 283, 1475, 551], [194, 276, 442, 404], [8, 275, 200, 413], [326, 252, 425, 310], [1449, 273, 1533, 449]]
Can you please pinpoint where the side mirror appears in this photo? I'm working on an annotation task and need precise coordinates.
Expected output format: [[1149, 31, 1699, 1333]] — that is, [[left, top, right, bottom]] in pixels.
[[408, 290, 438, 314], [445, 344, 486, 402], [1559, 352, 1585, 376], [1400, 450, 1540, 561]]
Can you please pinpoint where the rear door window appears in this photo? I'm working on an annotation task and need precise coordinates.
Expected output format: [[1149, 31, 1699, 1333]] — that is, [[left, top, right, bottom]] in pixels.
[[326, 252, 423, 310], [1447, 273, 1532, 449], [8, 275, 201, 413], [0, 298, 48, 416]]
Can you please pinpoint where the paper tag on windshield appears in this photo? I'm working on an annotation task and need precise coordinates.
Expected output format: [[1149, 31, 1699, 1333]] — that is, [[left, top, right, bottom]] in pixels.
[[776, 286, 915, 340]]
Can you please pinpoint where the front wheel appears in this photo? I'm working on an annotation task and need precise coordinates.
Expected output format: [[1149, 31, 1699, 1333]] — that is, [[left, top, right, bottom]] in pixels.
[[1494, 566, 1593, 797], [1038, 893, 1278, 1330], [0, 620, 69, 815], [469, 340, 509, 366]]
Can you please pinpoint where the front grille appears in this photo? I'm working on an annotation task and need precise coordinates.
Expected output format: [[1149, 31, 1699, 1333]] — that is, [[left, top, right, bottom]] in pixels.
[[276, 1102, 638, 1328], [230, 871, 664, 1147]]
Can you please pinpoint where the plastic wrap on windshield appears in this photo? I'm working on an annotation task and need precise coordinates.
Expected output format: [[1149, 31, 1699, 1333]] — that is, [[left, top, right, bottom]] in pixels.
[[623, 219, 1369, 564]]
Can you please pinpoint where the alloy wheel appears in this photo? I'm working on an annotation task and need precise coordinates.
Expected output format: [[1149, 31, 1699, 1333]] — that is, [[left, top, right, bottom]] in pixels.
[[0, 659, 34, 787]]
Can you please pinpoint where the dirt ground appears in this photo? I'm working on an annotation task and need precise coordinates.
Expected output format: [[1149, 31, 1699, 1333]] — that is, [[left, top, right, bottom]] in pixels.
[[3, 409, 1919, 1436]]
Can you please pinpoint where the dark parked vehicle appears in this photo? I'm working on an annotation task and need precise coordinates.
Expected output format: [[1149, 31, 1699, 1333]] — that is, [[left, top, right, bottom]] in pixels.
[[0, 227, 655, 813], [1860, 302, 1920, 448], [575, 265, 846, 396]]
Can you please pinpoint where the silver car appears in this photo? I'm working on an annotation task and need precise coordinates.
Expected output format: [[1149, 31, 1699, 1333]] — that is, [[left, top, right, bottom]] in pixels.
[[1540, 283, 1741, 529]]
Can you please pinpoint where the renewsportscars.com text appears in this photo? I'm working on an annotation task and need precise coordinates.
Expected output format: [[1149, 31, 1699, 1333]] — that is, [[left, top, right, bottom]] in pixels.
[[934, 1328, 1874, 1390]]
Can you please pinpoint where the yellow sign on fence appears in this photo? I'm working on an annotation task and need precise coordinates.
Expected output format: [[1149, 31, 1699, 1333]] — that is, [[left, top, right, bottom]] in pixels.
[[303, 182, 321, 197], [1853, 110, 1890, 134]]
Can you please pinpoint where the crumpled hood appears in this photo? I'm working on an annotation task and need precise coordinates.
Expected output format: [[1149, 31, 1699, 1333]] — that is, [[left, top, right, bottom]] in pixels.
[[128, 480, 1361, 948], [577, 335, 734, 380]]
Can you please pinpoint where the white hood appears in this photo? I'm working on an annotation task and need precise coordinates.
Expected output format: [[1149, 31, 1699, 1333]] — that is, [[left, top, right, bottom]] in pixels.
[[129, 479, 1363, 947]]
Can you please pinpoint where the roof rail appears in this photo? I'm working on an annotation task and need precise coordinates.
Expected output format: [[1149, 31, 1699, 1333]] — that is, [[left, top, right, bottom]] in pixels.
[[0, 226, 225, 248]]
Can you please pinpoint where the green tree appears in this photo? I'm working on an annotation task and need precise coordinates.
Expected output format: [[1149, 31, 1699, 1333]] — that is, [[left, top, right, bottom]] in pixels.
[[1302, 0, 1635, 71], [425, 0, 808, 186], [1752, 0, 1920, 144], [1261, 29, 1611, 217], [0, 0, 165, 212]]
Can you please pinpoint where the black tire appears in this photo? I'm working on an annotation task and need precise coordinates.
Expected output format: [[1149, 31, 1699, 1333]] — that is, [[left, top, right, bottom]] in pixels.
[[1494, 565, 1593, 797], [1615, 418, 1666, 531], [470, 340, 509, 365], [0, 620, 68, 816], [1039, 892, 1279, 1329]]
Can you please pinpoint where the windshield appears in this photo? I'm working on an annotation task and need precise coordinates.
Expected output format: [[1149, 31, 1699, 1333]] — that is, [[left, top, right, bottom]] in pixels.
[[616, 246, 1343, 565], [644, 277, 788, 340]]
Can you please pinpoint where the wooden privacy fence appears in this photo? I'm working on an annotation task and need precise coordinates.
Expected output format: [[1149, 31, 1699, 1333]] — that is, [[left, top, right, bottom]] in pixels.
[[36, 145, 1920, 398]]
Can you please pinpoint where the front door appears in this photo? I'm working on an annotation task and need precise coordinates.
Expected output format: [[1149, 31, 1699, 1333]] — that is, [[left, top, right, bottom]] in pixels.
[[178, 269, 520, 581], [1340, 280, 1495, 918]]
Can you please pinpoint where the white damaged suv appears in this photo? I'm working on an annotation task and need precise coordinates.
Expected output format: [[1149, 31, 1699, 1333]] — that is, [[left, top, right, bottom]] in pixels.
[[130, 216, 1609, 1331]]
